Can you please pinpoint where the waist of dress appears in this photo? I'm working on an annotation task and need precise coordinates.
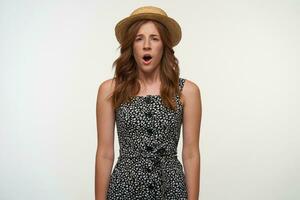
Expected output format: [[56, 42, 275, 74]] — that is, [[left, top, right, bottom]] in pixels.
[[118, 151, 178, 160]]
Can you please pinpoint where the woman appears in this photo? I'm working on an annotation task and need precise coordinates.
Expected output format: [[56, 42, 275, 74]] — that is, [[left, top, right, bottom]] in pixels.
[[95, 6, 202, 200]]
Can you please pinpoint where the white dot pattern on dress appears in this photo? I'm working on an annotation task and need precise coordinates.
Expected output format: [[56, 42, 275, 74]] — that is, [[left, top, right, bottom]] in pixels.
[[106, 78, 187, 200]]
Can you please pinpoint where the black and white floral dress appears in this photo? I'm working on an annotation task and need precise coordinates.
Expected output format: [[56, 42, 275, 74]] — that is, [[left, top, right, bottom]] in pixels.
[[106, 77, 188, 200]]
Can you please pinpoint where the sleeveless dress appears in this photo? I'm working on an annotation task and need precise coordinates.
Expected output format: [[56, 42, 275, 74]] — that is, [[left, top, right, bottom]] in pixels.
[[106, 77, 188, 200]]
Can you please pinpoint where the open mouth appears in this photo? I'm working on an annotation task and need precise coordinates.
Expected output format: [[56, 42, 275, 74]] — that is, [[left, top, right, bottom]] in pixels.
[[143, 54, 152, 62]]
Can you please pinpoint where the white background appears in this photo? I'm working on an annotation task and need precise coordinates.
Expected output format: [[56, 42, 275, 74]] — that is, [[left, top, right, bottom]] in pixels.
[[0, 0, 299, 199]]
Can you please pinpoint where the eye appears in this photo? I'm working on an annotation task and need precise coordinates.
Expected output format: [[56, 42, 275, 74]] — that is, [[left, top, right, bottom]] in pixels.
[[135, 38, 142, 41]]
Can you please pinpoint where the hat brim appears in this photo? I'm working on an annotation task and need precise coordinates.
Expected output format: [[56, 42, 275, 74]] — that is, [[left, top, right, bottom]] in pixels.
[[115, 13, 182, 47]]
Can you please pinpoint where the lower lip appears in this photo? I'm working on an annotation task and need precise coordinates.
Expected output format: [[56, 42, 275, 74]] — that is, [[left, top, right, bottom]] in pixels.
[[142, 59, 152, 65]]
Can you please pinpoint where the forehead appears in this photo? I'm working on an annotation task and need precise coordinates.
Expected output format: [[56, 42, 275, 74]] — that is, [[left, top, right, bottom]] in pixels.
[[136, 21, 160, 36]]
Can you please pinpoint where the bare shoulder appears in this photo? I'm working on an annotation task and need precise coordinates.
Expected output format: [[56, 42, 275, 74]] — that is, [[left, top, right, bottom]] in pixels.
[[97, 78, 116, 102], [181, 79, 201, 107]]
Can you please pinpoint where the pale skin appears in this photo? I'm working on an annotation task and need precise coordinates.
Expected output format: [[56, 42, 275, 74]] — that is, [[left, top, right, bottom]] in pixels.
[[95, 21, 202, 200]]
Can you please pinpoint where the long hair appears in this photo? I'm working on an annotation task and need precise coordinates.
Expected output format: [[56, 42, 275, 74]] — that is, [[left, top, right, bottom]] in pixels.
[[110, 19, 182, 111]]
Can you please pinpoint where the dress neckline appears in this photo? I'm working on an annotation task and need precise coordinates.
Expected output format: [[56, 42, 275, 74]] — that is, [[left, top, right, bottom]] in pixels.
[[132, 78, 184, 99], [132, 94, 161, 98]]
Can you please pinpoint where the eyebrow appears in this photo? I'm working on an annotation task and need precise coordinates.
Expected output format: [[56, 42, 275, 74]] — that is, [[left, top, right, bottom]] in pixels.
[[136, 34, 160, 37]]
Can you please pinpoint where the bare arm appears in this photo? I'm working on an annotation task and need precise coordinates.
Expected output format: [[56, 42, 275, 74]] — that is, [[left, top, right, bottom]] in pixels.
[[182, 80, 202, 200], [95, 79, 116, 200]]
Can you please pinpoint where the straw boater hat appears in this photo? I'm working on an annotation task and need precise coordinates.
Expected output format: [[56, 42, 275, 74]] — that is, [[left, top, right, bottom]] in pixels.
[[115, 6, 182, 47]]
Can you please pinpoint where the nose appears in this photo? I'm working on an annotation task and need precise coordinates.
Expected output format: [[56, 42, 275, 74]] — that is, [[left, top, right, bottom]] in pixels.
[[143, 38, 151, 50]]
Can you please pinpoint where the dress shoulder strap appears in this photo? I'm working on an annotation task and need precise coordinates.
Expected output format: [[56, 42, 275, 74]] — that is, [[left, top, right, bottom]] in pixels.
[[179, 77, 186, 92]]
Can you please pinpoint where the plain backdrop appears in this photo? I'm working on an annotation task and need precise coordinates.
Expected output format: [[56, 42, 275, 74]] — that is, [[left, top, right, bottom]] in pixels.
[[0, 0, 299, 199]]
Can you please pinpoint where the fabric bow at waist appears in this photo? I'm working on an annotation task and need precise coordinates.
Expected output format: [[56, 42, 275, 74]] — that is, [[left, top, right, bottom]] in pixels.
[[117, 148, 178, 198]]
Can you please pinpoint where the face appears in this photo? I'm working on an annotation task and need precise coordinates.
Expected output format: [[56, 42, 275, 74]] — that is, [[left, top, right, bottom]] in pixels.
[[133, 21, 164, 72]]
